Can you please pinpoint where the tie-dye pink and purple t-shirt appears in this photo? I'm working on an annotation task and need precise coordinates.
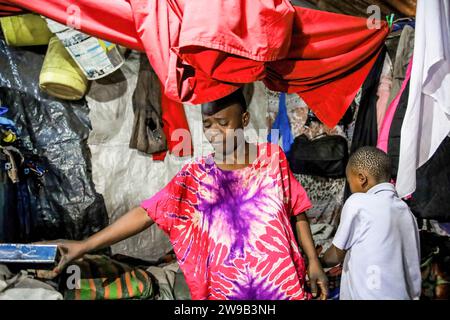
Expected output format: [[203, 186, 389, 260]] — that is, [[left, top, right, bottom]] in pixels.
[[141, 143, 312, 300]]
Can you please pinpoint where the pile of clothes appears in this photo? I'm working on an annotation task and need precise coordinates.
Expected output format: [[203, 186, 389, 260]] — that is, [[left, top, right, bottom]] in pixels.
[[0, 252, 191, 300]]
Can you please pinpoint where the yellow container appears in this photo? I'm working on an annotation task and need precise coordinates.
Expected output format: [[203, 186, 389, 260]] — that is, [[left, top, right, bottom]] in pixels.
[[0, 14, 53, 46], [39, 37, 89, 101]]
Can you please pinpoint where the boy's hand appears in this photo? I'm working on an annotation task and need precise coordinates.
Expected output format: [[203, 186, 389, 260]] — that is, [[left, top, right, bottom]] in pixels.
[[308, 260, 329, 300]]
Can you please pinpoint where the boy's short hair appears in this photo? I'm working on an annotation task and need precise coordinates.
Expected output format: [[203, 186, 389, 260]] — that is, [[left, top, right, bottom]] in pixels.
[[348, 146, 392, 182], [201, 88, 247, 115]]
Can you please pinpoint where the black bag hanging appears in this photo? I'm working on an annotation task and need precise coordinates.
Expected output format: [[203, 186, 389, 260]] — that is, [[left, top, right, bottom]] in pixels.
[[288, 133, 349, 178], [288, 108, 349, 178]]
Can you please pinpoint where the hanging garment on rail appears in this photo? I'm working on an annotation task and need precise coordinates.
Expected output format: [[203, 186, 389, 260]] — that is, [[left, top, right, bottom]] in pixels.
[[397, 0, 450, 198], [1, 0, 388, 127]]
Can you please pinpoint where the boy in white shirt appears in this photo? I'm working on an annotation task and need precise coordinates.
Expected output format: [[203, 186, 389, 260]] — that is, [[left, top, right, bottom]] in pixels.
[[322, 146, 421, 300]]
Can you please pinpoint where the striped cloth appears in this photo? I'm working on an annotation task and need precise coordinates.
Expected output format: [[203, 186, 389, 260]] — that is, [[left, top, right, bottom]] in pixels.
[[63, 255, 156, 300]]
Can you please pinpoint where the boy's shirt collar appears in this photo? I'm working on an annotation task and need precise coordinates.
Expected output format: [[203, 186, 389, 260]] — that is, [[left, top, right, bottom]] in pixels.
[[367, 182, 396, 195]]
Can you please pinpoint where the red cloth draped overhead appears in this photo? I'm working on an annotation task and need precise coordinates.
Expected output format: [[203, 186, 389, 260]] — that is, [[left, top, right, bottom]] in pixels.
[[1, 0, 389, 128], [265, 7, 388, 127], [0, 0, 23, 16]]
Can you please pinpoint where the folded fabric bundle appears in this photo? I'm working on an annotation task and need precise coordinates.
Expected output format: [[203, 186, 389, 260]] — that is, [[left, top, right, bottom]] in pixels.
[[0, 13, 52, 46], [61, 254, 156, 300], [39, 36, 88, 101]]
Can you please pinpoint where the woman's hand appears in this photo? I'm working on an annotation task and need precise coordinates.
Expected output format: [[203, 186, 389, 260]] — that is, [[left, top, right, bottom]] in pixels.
[[36, 207, 154, 275], [307, 259, 329, 300], [53, 240, 88, 274]]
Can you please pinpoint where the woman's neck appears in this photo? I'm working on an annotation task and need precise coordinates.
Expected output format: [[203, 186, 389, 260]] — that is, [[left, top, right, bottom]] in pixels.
[[214, 142, 257, 171]]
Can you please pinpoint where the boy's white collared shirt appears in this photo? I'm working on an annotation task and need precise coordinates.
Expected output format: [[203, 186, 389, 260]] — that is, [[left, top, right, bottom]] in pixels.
[[333, 182, 421, 300]]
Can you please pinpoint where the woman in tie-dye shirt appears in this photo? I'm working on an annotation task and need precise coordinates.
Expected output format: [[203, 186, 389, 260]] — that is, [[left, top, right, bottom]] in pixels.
[[54, 89, 329, 300]]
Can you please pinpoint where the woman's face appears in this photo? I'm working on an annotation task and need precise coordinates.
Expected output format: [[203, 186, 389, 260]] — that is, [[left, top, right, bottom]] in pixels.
[[202, 103, 249, 156]]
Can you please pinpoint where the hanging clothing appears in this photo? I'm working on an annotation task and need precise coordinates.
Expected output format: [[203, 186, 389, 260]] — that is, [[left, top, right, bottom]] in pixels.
[[387, 81, 411, 178], [392, 20, 415, 33], [294, 174, 346, 249], [0, 179, 18, 242], [397, 0, 450, 198], [141, 143, 312, 300], [387, 25, 415, 107], [152, 91, 193, 161], [264, 6, 388, 128], [130, 54, 167, 155], [380, 63, 450, 222], [1, 0, 388, 128], [267, 93, 293, 153], [408, 137, 450, 222], [343, 48, 387, 202], [349, 47, 387, 153], [385, 30, 402, 67], [376, 55, 393, 132], [85, 51, 176, 262], [377, 56, 414, 153]]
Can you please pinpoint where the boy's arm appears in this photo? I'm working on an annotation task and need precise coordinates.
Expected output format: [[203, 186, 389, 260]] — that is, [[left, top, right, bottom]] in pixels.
[[322, 197, 361, 268], [321, 244, 346, 268], [54, 207, 153, 273], [295, 213, 328, 300]]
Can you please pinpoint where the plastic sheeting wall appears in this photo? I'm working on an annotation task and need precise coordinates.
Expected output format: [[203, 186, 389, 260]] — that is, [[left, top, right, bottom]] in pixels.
[[86, 51, 268, 260], [0, 35, 109, 242]]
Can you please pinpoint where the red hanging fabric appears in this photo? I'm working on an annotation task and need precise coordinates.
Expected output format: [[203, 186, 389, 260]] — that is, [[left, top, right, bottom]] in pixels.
[[152, 87, 193, 161], [156, 3, 388, 127], [0, 0, 193, 160], [0, 0, 24, 16], [265, 7, 389, 127], [1, 0, 389, 128], [1, 0, 143, 50]]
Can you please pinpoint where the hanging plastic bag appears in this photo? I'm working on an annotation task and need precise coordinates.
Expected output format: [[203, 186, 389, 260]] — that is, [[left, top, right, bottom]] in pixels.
[[45, 19, 124, 80], [0, 34, 109, 242]]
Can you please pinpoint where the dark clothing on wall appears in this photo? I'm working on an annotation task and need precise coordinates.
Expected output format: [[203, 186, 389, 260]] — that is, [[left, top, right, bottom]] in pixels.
[[130, 54, 167, 155], [0, 178, 19, 242], [385, 75, 450, 222], [350, 47, 387, 153], [388, 81, 410, 179], [407, 137, 450, 222], [344, 47, 387, 201]]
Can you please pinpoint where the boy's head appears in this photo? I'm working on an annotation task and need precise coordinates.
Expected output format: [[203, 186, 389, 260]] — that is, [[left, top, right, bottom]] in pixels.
[[201, 88, 250, 156], [346, 146, 392, 193]]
